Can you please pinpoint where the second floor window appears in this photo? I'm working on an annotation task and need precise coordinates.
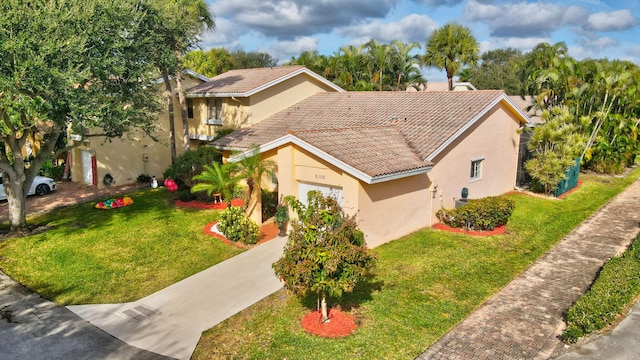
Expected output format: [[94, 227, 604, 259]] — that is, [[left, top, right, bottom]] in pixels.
[[207, 98, 222, 120], [187, 99, 194, 119]]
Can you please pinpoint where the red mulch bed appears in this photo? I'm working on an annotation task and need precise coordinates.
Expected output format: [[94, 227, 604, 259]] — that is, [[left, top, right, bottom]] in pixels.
[[301, 309, 357, 338], [433, 223, 506, 236], [175, 198, 243, 210], [203, 221, 279, 248]]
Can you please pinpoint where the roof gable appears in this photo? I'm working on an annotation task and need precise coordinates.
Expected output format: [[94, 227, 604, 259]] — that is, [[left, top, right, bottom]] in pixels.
[[185, 66, 344, 97]]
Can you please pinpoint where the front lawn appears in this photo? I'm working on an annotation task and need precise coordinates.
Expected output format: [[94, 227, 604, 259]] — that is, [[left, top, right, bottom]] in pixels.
[[192, 169, 640, 360], [0, 188, 243, 305]]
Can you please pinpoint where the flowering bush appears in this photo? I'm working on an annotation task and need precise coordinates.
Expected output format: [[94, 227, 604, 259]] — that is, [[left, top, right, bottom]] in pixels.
[[218, 206, 260, 244]]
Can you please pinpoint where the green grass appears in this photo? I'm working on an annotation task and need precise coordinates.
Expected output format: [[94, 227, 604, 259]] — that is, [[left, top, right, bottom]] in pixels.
[[192, 168, 640, 360], [0, 188, 243, 305], [562, 233, 640, 343]]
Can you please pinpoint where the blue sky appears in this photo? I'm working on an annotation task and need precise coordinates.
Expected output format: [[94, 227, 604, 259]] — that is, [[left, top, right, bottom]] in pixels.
[[203, 0, 640, 81]]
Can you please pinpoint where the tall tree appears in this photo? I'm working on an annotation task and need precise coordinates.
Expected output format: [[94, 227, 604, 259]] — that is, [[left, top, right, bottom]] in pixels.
[[0, 0, 164, 232], [423, 23, 479, 90], [460, 48, 525, 95], [389, 40, 424, 90], [151, 0, 214, 161], [231, 50, 278, 69], [182, 48, 235, 78]]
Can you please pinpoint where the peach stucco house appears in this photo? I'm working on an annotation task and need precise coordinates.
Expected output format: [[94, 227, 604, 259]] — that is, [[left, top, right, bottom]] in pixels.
[[215, 90, 530, 247], [68, 66, 342, 188]]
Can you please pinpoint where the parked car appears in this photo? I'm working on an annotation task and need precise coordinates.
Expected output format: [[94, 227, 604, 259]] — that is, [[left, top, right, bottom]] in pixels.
[[0, 175, 57, 201]]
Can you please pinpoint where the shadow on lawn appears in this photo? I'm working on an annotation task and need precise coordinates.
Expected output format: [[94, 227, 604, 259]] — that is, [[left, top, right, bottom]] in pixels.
[[1, 188, 187, 239], [299, 274, 384, 313]]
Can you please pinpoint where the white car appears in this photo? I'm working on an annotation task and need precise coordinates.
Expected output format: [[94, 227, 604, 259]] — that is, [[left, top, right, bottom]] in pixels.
[[0, 175, 57, 201]]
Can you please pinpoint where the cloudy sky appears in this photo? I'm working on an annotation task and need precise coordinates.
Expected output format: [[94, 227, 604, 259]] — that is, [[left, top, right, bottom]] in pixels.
[[202, 0, 639, 81]]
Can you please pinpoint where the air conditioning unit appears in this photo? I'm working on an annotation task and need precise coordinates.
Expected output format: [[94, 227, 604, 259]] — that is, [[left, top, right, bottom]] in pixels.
[[205, 118, 223, 126]]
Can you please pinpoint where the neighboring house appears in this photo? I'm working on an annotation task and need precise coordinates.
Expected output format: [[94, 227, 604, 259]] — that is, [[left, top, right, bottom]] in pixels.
[[68, 70, 210, 188], [183, 65, 344, 144], [215, 90, 530, 247], [68, 66, 342, 188]]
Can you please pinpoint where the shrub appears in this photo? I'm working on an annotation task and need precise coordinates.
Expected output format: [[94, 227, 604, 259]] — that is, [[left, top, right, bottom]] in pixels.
[[436, 196, 515, 231], [163, 147, 222, 189], [38, 160, 65, 180], [136, 174, 152, 184], [561, 236, 640, 343], [218, 206, 260, 244]]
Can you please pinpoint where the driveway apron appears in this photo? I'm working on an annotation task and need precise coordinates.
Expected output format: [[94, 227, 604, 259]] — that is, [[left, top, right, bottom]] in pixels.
[[417, 178, 640, 360], [68, 236, 286, 360]]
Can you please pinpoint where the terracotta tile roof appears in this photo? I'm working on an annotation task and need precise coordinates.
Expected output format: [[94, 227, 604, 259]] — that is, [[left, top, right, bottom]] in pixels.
[[215, 90, 510, 158], [293, 126, 432, 178], [186, 65, 308, 96]]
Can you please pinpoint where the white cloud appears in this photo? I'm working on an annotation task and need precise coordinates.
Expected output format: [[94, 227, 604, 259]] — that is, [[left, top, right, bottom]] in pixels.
[[480, 36, 552, 55], [267, 37, 319, 62], [211, 0, 400, 39], [337, 14, 438, 44], [464, 0, 588, 38], [587, 10, 637, 31]]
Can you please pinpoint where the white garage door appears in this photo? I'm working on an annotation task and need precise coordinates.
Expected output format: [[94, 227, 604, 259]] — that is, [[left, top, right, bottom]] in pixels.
[[298, 182, 343, 205]]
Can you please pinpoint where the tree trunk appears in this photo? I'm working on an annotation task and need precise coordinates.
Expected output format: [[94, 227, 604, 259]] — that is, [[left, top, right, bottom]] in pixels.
[[320, 292, 329, 323], [176, 72, 191, 153], [245, 183, 262, 224], [162, 73, 177, 163], [5, 175, 28, 233]]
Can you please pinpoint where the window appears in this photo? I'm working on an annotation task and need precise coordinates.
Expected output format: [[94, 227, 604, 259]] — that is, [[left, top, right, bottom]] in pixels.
[[187, 99, 194, 119], [207, 98, 222, 120], [470, 159, 483, 180]]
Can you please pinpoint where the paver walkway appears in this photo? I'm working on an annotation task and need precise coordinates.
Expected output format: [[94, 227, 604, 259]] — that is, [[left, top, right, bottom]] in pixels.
[[68, 236, 287, 360], [417, 178, 640, 360]]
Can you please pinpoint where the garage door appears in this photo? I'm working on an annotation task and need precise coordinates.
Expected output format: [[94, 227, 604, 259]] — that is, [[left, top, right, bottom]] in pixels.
[[298, 182, 343, 205]]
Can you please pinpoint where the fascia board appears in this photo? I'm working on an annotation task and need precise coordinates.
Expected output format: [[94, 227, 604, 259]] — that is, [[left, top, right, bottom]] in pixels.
[[230, 134, 431, 184]]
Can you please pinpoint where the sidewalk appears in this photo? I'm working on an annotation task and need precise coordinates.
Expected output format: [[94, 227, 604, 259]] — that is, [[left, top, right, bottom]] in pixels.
[[417, 178, 640, 360], [68, 235, 287, 360]]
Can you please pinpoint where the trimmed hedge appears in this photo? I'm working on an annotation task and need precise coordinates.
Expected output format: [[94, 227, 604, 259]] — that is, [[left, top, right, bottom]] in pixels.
[[562, 235, 640, 343], [436, 196, 515, 231]]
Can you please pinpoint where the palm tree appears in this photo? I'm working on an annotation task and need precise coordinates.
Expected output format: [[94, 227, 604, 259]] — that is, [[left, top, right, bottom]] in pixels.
[[236, 146, 277, 224], [191, 162, 241, 206], [423, 23, 479, 91], [389, 40, 424, 90]]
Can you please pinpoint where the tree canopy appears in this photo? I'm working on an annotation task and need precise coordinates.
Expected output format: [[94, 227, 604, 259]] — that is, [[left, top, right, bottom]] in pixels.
[[423, 23, 479, 90], [273, 192, 376, 323], [0, 0, 176, 231], [288, 39, 424, 91]]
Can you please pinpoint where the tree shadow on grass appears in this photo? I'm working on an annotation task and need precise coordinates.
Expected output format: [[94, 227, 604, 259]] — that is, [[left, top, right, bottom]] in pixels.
[[298, 274, 384, 313]]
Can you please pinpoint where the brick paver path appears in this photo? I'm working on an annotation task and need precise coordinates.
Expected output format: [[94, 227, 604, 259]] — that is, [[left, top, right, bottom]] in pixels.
[[417, 178, 640, 360]]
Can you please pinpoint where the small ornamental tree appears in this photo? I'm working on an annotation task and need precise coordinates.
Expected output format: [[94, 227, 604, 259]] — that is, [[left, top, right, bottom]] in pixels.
[[272, 192, 376, 323], [525, 106, 587, 193]]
